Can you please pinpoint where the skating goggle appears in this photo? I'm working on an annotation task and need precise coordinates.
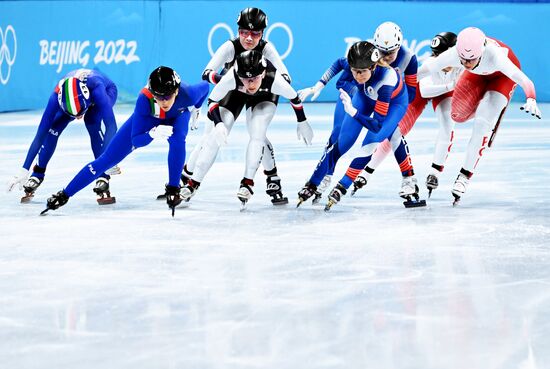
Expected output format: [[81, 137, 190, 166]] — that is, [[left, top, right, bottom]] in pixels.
[[239, 74, 263, 83], [379, 48, 399, 57], [238, 29, 262, 38], [152, 92, 176, 101]]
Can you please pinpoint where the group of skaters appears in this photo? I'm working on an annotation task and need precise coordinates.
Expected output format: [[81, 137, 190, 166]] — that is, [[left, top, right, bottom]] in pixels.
[[6, 7, 542, 215]]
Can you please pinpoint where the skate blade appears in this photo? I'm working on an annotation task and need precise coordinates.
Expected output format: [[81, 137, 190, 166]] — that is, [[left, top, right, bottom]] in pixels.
[[239, 200, 248, 212], [156, 194, 167, 200], [324, 200, 336, 212], [40, 208, 50, 215], [296, 198, 304, 208], [272, 197, 289, 206], [427, 189, 433, 198], [97, 196, 116, 205], [403, 199, 427, 208], [21, 194, 34, 203], [452, 194, 461, 206]]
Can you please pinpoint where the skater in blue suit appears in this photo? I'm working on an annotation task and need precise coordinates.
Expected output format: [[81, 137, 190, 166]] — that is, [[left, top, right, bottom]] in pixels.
[[7, 69, 118, 201], [41, 66, 209, 215], [297, 41, 366, 202], [297, 41, 416, 210]]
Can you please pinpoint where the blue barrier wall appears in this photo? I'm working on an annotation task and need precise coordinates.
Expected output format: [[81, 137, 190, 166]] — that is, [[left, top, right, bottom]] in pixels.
[[1, 0, 548, 112]]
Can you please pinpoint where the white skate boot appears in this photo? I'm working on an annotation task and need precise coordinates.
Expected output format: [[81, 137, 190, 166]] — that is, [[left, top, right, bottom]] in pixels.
[[452, 173, 469, 206], [399, 176, 426, 208], [313, 175, 332, 204]]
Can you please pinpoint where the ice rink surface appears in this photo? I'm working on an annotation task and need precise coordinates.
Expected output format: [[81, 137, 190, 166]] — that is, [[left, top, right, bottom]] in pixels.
[[1, 102, 549, 369]]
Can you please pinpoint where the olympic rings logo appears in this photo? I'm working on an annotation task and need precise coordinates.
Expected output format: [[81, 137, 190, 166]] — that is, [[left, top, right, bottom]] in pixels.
[[0, 25, 17, 85], [208, 22, 293, 60]]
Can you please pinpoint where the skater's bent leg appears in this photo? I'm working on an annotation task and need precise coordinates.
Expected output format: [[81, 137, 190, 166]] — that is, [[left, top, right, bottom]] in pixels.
[[64, 119, 134, 197], [462, 91, 508, 173], [244, 102, 275, 179]]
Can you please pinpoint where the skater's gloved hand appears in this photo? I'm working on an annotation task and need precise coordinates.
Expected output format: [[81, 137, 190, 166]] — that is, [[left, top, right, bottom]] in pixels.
[[189, 106, 201, 130], [298, 81, 324, 102], [105, 165, 121, 176], [149, 125, 173, 140], [339, 88, 357, 117], [297, 120, 314, 145], [7, 167, 29, 192], [520, 98, 542, 119], [213, 123, 228, 146]]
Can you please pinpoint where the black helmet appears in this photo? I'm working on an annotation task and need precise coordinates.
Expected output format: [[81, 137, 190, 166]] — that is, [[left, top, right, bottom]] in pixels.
[[235, 50, 267, 78], [347, 41, 381, 69], [430, 31, 457, 56], [148, 66, 181, 96], [237, 7, 268, 30]]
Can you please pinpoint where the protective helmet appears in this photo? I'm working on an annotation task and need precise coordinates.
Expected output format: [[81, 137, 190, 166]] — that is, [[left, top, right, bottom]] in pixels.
[[456, 27, 486, 60], [148, 66, 181, 96], [57, 77, 91, 117], [373, 21, 403, 52], [347, 41, 381, 69], [237, 7, 268, 30], [235, 50, 267, 78], [430, 31, 457, 56]]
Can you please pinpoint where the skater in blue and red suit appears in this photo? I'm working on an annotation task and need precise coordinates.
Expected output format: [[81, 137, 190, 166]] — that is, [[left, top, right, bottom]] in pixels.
[[297, 41, 364, 203], [7, 69, 119, 201], [42, 66, 209, 215], [297, 41, 419, 210]]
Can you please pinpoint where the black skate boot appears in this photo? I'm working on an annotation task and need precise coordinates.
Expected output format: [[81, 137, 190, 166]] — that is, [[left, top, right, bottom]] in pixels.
[[426, 164, 443, 198], [237, 178, 254, 210], [426, 174, 439, 198], [157, 165, 193, 200], [21, 176, 44, 203], [264, 169, 288, 205], [297, 182, 318, 207], [325, 183, 347, 211], [41, 190, 69, 215], [94, 177, 116, 205], [351, 175, 367, 196], [164, 184, 182, 217]]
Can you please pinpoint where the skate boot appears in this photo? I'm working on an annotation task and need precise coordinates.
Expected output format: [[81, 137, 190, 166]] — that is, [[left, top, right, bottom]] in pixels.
[[426, 174, 439, 198], [21, 176, 44, 203], [325, 183, 347, 211], [41, 190, 69, 215], [181, 179, 200, 202], [237, 178, 254, 210], [297, 181, 318, 207], [164, 184, 182, 217], [313, 175, 332, 204], [93, 177, 116, 205], [399, 176, 426, 208], [351, 174, 367, 196], [452, 172, 470, 206], [157, 165, 193, 200], [265, 170, 288, 206]]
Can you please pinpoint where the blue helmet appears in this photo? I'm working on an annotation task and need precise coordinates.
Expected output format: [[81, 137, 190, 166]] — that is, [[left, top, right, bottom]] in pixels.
[[57, 77, 91, 117]]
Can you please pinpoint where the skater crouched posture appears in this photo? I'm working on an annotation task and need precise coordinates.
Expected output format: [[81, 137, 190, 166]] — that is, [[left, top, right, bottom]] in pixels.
[[183, 50, 313, 207], [183, 7, 292, 203], [298, 41, 422, 210], [41, 67, 209, 215], [7, 69, 119, 202], [297, 41, 365, 203], [418, 27, 542, 204], [351, 32, 462, 198]]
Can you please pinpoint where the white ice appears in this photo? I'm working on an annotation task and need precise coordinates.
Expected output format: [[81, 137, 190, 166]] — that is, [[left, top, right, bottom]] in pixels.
[[0, 102, 549, 369]]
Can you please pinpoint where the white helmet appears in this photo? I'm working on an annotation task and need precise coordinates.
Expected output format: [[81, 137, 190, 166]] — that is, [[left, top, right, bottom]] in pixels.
[[373, 22, 403, 52]]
